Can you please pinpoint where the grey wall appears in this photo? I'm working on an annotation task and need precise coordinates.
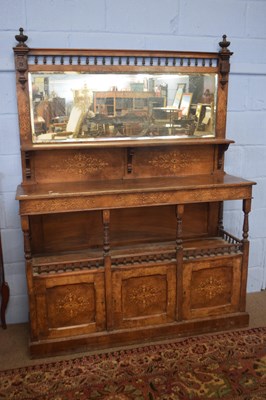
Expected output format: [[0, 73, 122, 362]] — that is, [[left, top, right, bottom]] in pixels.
[[0, 0, 265, 323]]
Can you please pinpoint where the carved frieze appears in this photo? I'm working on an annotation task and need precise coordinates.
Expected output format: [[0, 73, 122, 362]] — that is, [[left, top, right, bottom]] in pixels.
[[15, 55, 28, 75]]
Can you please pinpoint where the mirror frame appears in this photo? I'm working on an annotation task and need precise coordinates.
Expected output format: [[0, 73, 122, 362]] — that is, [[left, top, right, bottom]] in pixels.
[[14, 29, 233, 149]]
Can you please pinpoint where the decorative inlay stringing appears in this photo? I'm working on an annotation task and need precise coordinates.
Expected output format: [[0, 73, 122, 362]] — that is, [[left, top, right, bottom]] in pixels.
[[128, 284, 163, 307], [57, 287, 88, 318], [196, 277, 226, 300], [52, 153, 109, 175], [148, 151, 190, 173]]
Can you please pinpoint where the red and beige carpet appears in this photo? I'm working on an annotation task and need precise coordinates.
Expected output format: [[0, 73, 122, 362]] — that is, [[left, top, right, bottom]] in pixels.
[[0, 327, 266, 399]]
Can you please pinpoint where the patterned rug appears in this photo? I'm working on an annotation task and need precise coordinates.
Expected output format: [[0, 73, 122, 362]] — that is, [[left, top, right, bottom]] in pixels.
[[0, 327, 266, 400]]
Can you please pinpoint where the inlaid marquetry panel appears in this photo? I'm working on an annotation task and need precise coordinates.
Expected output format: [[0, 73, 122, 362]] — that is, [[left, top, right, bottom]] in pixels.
[[112, 264, 176, 328], [32, 148, 124, 183], [47, 283, 95, 328], [191, 268, 231, 308], [55, 153, 109, 175], [132, 145, 215, 177], [182, 256, 242, 319], [34, 272, 106, 339], [122, 275, 167, 318], [148, 152, 191, 173]]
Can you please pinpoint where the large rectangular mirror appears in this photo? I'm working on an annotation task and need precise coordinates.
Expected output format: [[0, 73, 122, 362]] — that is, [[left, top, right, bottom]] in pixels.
[[29, 72, 218, 143]]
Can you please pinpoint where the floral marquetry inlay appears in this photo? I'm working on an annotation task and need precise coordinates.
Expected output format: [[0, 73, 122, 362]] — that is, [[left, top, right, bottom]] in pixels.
[[114, 192, 171, 207], [148, 151, 191, 173], [128, 284, 163, 307], [140, 193, 171, 204], [52, 153, 109, 175], [20, 197, 96, 214], [57, 288, 88, 318], [196, 277, 226, 300]]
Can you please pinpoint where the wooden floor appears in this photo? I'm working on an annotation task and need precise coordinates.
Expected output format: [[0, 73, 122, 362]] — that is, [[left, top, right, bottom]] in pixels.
[[0, 291, 265, 370]]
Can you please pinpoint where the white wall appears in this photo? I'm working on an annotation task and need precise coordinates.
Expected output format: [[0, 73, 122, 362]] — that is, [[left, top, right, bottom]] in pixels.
[[0, 0, 265, 323]]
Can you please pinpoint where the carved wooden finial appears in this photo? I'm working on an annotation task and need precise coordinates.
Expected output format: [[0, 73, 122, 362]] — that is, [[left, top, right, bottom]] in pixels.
[[15, 27, 28, 47], [14, 28, 29, 89], [218, 34, 232, 89], [219, 34, 231, 53]]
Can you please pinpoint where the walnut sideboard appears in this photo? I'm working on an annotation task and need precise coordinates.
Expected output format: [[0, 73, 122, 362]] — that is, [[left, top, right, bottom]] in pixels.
[[13, 29, 255, 357]]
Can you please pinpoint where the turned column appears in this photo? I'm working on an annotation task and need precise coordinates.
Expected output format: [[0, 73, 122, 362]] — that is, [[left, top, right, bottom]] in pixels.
[[0, 233, 9, 329], [176, 204, 184, 320], [240, 198, 251, 312], [21, 215, 38, 338], [218, 201, 224, 236], [102, 210, 112, 330]]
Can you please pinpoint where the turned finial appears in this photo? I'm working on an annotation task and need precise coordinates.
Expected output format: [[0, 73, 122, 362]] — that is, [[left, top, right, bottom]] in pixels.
[[219, 34, 231, 53], [15, 27, 28, 47]]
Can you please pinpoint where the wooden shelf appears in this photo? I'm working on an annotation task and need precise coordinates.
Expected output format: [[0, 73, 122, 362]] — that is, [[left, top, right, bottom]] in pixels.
[[16, 174, 255, 216], [17, 174, 254, 200], [20, 138, 234, 151]]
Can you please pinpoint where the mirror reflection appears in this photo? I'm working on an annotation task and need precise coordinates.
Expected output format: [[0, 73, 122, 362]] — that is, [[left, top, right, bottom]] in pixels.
[[29, 72, 218, 143]]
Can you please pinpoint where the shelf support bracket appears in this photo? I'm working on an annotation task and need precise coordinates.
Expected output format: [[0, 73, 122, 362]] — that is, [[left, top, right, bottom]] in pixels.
[[127, 148, 134, 174], [217, 143, 230, 171]]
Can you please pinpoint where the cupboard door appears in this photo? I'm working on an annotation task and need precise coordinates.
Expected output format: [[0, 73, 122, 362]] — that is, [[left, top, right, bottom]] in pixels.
[[112, 264, 176, 329], [182, 256, 242, 319], [34, 271, 106, 339]]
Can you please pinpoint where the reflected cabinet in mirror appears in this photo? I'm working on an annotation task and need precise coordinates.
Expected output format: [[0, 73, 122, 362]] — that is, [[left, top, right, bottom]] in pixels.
[[29, 72, 218, 143]]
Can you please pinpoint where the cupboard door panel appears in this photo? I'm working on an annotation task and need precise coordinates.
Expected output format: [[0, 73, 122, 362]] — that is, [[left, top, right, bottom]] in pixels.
[[34, 272, 106, 339], [183, 256, 242, 319], [47, 283, 96, 328], [112, 264, 176, 329]]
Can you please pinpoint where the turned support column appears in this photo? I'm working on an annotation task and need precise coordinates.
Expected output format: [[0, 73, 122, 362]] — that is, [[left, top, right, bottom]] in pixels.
[[102, 210, 112, 330], [218, 201, 224, 236], [176, 204, 184, 320], [21, 215, 31, 260], [21, 215, 39, 338], [0, 233, 9, 329], [240, 198, 251, 312]]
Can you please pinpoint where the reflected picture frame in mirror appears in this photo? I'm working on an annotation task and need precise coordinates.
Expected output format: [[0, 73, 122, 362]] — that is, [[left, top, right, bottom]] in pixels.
[[179, 93, 193, 117], [172, 83, 186, 108]]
